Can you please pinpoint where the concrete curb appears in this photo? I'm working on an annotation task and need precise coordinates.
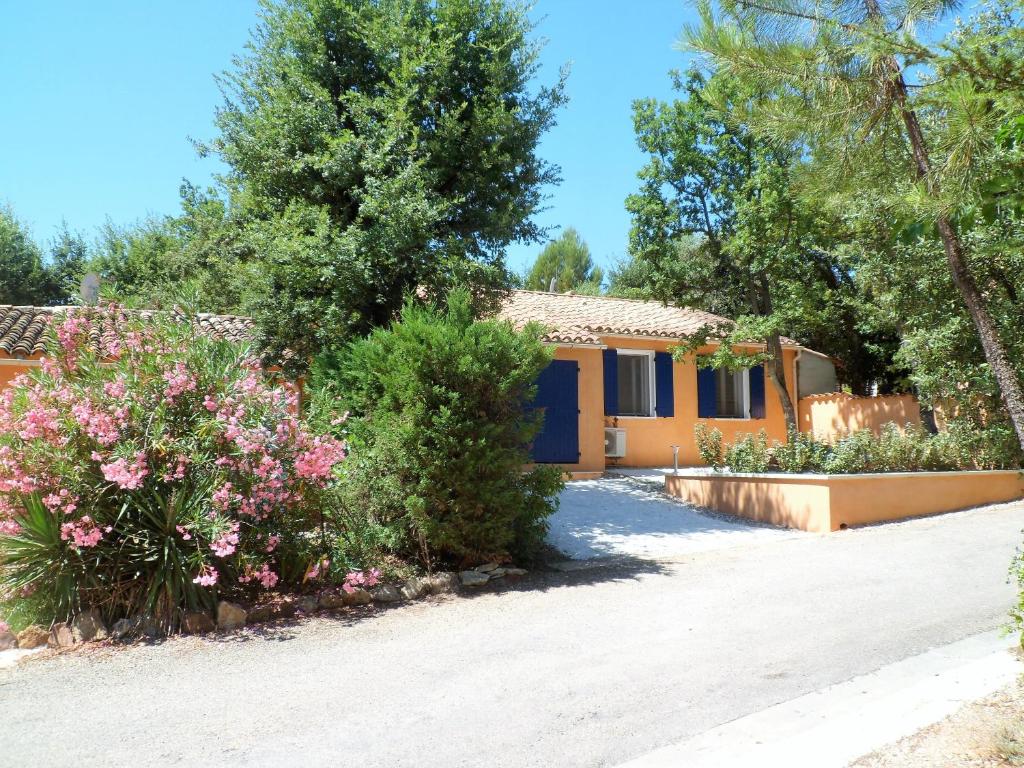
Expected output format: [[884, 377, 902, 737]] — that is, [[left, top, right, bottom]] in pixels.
[[617, 629, 1022, 768]]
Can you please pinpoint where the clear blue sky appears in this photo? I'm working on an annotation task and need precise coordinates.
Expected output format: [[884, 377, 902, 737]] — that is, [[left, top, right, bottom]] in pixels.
[[1, 0, 699, 275]]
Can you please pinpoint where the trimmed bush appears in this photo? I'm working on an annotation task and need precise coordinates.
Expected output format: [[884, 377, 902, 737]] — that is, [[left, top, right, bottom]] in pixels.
[[693, 421, 1022, 474], [314, 290, 564, 566], [0, 305, 345, 630]]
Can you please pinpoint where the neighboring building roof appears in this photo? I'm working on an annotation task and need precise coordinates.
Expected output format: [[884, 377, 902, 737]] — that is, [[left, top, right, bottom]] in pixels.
[[0, 305, 255, 359], [498, 290, 800, 347]]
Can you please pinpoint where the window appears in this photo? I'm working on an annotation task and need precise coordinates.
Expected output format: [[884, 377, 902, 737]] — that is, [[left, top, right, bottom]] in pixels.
[[617, 351, 655, 417], [714, 368, 749, 418]]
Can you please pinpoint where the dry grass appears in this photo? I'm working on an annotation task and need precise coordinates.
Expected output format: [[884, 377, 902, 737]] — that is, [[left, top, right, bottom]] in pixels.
[[851, 676, 1024, 768]]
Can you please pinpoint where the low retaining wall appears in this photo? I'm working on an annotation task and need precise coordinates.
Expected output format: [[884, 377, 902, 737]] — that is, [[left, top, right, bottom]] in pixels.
[[664, 469, 1024, 533]]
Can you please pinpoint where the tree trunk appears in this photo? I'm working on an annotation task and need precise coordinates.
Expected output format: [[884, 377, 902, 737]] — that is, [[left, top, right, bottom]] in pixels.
[[753, 276, 798, 430], [871, 31, 1024, 449], [766, 330, 798, 430]]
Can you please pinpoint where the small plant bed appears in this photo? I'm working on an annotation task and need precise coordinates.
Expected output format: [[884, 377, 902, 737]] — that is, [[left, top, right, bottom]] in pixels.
[[670, 425, 1024, 532]]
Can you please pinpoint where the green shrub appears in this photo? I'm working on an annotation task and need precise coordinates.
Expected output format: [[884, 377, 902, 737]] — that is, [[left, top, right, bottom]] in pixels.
[[314, 290, 564, 566], [0, 305, 345, 631], [694, 424, 724, 469], [771, 429, 830, 473], [724, 430, 771, 473], [697, 420, 1022, 476]]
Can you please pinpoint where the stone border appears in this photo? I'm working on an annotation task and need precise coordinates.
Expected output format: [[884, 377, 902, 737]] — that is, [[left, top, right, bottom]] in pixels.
[[3, 566, 530, 651]]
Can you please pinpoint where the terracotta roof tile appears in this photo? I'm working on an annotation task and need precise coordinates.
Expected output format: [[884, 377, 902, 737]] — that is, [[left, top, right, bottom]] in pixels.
[[498, 290, 800, 347], [0, 306, 255, 359]]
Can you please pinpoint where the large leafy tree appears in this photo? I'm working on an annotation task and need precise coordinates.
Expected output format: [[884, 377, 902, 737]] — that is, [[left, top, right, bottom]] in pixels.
[[0, 208, 83, 306], [523, 227, 603, 293], [686, 0, 1024, 447], [89, 184, 256, 313], [208, 0, 566, 370], [625, 70, 901, 426], [0, 207, 51, 306]]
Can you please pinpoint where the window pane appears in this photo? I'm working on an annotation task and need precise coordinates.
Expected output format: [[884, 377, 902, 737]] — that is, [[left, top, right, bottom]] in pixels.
[[617, 354, 650, 416], [714, 368, 746, 418]]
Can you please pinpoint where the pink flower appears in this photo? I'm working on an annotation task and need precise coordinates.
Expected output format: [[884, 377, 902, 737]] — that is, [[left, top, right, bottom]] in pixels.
[[294, 436, 346, 482], [175, 524, 192, 541], [210, 523, 240, 558], [162, 362, 196, 404], [100, 452, 148, 490], [60, 515, 104, 548], [265, 534, 281, 553], [193, 564, 218, 587]]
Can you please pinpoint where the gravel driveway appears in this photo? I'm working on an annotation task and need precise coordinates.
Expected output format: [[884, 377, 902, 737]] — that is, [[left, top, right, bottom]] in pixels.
[[548, 476, 802, 559], [4, 501, 1023, 768]]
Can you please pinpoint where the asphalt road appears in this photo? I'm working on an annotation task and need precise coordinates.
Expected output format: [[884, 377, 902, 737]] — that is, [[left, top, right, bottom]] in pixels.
[[3, 500, 1023, 767]]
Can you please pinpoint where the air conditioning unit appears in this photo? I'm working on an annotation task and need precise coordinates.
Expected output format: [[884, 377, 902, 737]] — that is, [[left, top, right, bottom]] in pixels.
[[605, 427, 626, 458]]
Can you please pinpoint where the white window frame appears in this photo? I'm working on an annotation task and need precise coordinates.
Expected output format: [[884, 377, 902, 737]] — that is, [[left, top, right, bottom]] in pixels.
[[714, 367, 751, 420], [616, 349, 657, 419]]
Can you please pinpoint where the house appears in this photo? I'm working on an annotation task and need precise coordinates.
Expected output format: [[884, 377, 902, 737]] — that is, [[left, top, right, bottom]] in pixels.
[[2, 297, 839, 471], [498, 290, 836, 472]]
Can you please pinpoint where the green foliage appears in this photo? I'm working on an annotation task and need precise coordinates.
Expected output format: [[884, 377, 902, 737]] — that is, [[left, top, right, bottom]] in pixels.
[[685, 0, 1024, 442], [695, 422, 1022, 474], [771, 429, 831, 473], [209, 0, 567, 371], [624, 68, 904, 395], [524, 227, 604, 293], [723, 429, 771, 473], [89, 184, 257, 313], [315, 289, 564, 565], [0, 207, 81, 306], [694, 423, 724, 469]]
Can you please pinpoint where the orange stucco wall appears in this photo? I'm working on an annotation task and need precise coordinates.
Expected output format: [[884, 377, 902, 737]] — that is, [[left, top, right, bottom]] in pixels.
[[665, 469, 1024, 532], [798, 393, 921, 440], [0, 357, 38, 389], [549, 339, 799, 471]]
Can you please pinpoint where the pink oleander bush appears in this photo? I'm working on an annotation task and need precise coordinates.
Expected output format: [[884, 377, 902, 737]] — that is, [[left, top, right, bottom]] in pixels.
[[0, 304, 346, 630]]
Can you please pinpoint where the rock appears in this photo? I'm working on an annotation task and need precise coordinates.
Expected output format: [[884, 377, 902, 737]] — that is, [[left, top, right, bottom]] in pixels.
[[216, 601, 247, 631], [16, 625, 50, 649], [460, 570, 490, 587], [400, 577, 429, 600], [342, 588, 372, 606], [297, 596, 318, 614], [182, 612, 215, 634], [318, 592, 348, 610], [488, 567, 508, 579], [423, 572, 458, 595], [72, 609, 107, 642], [504, 567, 528, 577], [139, 615, 165, 639], [0, 630, 16, 651], [110, 619, 135, 640], [476, 562, 500, 573], [369, 584, 402, 603], [50, 623, 76, 648], [247, 600, 297, 624]]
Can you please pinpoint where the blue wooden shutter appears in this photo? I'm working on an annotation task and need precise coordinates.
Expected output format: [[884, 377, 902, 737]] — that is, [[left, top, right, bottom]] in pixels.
[[749, 364, 766, 419], [603, 348, 618, 416], [697, 366, 717, 418], [654, 352, 674, 417]]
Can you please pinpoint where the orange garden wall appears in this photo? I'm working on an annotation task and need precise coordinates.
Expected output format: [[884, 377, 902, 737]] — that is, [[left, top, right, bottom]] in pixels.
[[798, 393, 920, 440], [551, 339, 799, 472], [664, 469, 1024, 532]]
